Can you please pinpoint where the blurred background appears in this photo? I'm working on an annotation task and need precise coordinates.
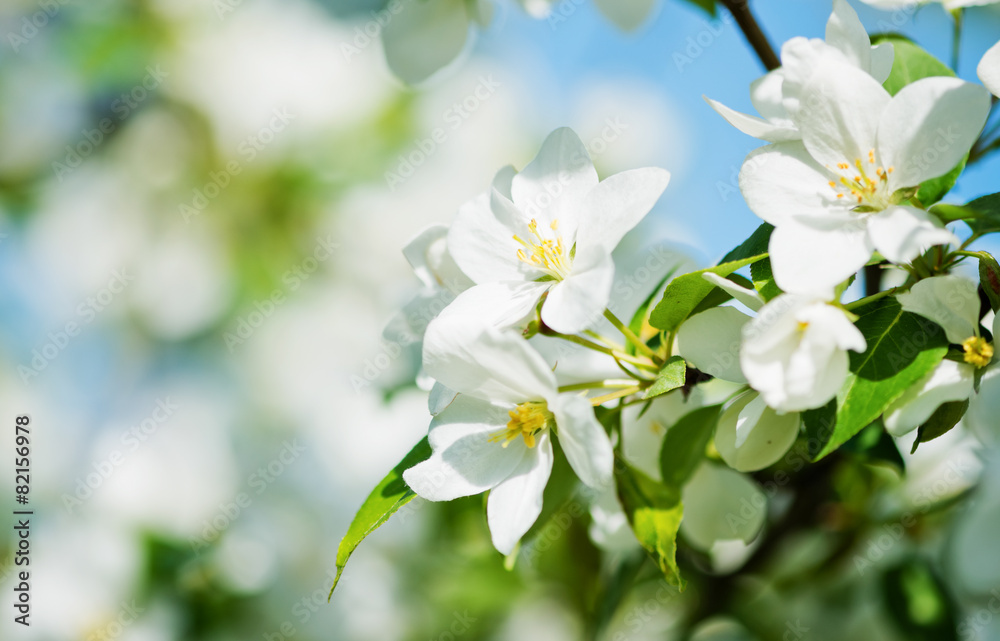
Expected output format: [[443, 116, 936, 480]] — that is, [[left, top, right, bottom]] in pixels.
[[1, 0, 999, 639]]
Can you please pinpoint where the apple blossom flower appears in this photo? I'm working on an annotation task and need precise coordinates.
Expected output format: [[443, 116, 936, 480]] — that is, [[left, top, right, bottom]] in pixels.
[[383, 224, 473, 390], [883, 275, 992, 435], [403, 322, 614, 554], [740, 56, 990, 296], [381, 0, 552, 84], [445, 127, 671, 334], [740, 291, 867, 412], [705, 0, 894, 143], [858, 0, 999, 11], [593, 0, 658, 32], [674, 275, 808, 469]]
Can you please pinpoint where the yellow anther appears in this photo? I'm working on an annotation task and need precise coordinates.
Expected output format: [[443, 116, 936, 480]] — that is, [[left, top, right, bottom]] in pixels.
[[550, 219, 559, 231], [868, 149, 875, 163], [490, 401, 553, 449], [963, 337, 994, 369]]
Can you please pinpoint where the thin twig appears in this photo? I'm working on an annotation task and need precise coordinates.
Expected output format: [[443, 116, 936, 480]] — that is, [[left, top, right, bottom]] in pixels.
[[718, 0, 781, 71]]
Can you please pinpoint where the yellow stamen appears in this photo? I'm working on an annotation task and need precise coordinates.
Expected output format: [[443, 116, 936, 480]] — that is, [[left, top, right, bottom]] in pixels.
[[489, 401, 553, 449], [513, 218, 571, 279], [963, 337, 994, 369]]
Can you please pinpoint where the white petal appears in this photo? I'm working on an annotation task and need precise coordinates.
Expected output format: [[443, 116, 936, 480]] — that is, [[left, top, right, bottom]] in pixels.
[[739, 142, 851, 229], [422, 321, 558, 403], [592, 0, 657, 31], [869, 42, 895, 84], [966, 366, 1000, 446], [551, 393, 614, 489], [516, 0, 555, 18], [448, 190, 526, 284], [403, 224, 474, 293], [979, 40, 1000, 98], [796, 57, 891, 171], [704, 96, 801, 142], [867, 206, 959, 265], [878, 77, 991, 190], [716, 391, 801, 472], [780, 37, 856, 118], [883, 360, 975, 436], [702, 272, 765, 312], [382, 0, 470, 84], [487, 434, 554, 554], [826, 0, 871, 72], [541, 247, 614, 334], [403, 395, 527, 501], [768, 220, 873, 298], [951, 485, 1000, 595], [680, 463, 766, 551], [403, 224, 448, 289], [897, 275, 981, 343], [428, 381, 459, 416], [574, 167, 670, 256], [750, 69, 793, 125], [433, 280, 548, 331], [510, 128, 598, 229], [742, 297, 860, 412], [676, 306, 751, 383]]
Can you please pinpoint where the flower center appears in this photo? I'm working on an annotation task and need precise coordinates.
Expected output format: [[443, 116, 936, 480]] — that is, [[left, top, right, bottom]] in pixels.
[[962, 336, 994, 369], [513, 219, 571, 280], [827, 149, 893, 209], [490, 401, 554, 449]]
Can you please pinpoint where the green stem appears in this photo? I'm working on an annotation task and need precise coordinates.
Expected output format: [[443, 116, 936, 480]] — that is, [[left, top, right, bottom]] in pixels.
[[603, 309, 660, 363], [558, 379, 640, 393], [583, 329, 626, 352], [546, 332, 660, 372], [951, 9, 963, 71], [844, 287, 900, 311], [952, 250, 983, 260], [590, 386, 641, 407]]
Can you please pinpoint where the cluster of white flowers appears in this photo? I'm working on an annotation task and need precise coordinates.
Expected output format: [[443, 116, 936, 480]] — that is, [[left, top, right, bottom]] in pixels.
[[347, 0, 1000, 580]]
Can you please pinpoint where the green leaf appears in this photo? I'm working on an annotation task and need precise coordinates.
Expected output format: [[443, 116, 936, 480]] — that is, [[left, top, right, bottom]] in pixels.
[[750, 257, 782, 302], [916, 157, 966, 206], [965, 193, 1000, 234], [809, 298, 949, 460], [911, 400, 969, 454], [840, 419, 905, 472], [688, 273, 755, 317], [329, 436, 431, 598], [659, 405, 721, 488], [627, 268, 678, 356], [678, 0, 716, 17], [976, 250, 1000, 312], [643, 355, 687, 399], [720, 222, 774, 263], [615, 460, 685, 589], [881, 558, 958, 641], [649, 224, 772, 332], [875, 36, 954, 96]]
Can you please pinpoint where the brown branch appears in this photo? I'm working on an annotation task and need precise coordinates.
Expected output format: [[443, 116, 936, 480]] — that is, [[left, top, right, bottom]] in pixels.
[[718, 0, 781, 72]]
